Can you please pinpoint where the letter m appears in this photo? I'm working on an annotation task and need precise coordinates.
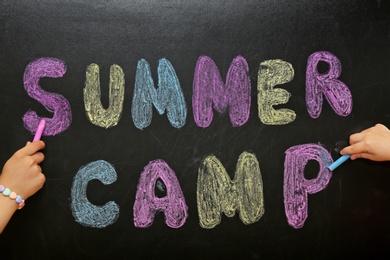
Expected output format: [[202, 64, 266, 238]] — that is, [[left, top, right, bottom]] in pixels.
[[192, 56, 251, 128], [132, 58, 187, 129], [197, 152, 264, 229]]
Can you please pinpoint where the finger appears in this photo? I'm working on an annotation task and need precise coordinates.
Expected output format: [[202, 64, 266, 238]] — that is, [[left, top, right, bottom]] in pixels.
[[341, 141, 368, 155], [29, 164, 42, 174], [35, 172, 46, 188], [350, 153, 371, 160], [350, 153, 360, 160], [31, 152, 45, 164], [360, 126, 376, 134], [38, 173, 46, 188], [349, 132, 366, 145], [351, 152, 379, 161], [373, 123, 388, 131], [21, 141, 45, 156], [340, 144, 355, 155]]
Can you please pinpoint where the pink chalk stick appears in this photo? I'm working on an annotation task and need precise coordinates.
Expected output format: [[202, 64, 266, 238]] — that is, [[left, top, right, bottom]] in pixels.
[[33, 119, 46, 141]]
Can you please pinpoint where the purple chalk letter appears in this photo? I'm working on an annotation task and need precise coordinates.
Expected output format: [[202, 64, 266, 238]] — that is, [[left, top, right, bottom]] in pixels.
[[134, 159, 188, 228], [283, 144, 333, 229], [306, 51, 352, 118], [23, 57, 72, 136], [192, 55, 251, 128]]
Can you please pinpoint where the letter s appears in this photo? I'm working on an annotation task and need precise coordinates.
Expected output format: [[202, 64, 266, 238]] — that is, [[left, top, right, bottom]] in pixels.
[[23, 57, 72, 136]]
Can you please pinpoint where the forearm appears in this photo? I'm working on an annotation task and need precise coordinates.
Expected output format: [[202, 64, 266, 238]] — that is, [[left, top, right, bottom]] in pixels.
[[0, 141, 46, 234], [0, 195, 18, 234]]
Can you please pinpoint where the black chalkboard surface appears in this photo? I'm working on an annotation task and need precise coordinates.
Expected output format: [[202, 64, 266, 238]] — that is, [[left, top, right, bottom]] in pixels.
[[1, 0, 390, 259]]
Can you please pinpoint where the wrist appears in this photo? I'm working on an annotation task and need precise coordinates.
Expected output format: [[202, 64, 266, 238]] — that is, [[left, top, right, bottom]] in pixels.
[[0, 184, 25, 209], [0, 194, 19, 211], [0, 193, 19, 234]]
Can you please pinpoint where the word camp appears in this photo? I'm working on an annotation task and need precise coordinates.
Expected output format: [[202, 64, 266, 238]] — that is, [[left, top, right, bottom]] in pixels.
[[22, 51, 352, 229]]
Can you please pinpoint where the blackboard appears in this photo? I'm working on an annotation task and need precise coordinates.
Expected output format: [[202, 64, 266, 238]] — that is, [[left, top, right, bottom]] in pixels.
[[1, 0, 390, 259]]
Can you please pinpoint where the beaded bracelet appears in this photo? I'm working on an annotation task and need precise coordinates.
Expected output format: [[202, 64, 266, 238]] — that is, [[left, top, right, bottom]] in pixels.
[[0, 185, 25, 209]]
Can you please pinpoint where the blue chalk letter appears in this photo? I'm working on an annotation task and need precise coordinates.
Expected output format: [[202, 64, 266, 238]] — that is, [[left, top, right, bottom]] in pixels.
[[132, 58, 187, 129], [71, 160, 119, 228]]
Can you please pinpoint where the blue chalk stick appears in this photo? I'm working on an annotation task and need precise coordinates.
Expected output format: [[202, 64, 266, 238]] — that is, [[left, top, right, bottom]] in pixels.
[[328, 154, 351, 171]]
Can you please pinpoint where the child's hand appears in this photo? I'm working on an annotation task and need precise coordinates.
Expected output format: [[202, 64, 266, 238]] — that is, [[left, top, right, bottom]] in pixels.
[[0, 141, 46, 199], [341, 124, 390, 161]]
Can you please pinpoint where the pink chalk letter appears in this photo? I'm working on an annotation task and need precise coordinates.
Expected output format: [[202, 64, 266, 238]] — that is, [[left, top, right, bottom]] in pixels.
[[192, 55, 251, 128], [23, 57, 72, 136], [134, 160, 188, 228], [283, 144, 333, 229], [306, 51, 352, 118]]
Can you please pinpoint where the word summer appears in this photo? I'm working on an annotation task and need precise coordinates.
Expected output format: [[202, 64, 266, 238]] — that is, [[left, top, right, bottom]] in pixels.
[[23, 51, 352, 135], [22, 51, 352, 229]]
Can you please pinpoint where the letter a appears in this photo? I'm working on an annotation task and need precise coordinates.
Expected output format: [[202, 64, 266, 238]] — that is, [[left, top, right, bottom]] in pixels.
[[134, 160, 188, 228]]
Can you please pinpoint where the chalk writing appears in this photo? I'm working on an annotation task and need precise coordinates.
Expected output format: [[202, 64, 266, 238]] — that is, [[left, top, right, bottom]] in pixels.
[[192, 55, 251, 128], [257, 59, 296, 125], [132, 58, 187, 130], [283, 144, 333, 229], [23, 57, 72, 136], [24, 51, 351, 135], [84, 63, 125, 128], [71, 160, 120, 228], [306, 51, 352, 118], [22, 52, 353, 229], [197, 152, 264, 228], [134, 159, 188, 228]]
